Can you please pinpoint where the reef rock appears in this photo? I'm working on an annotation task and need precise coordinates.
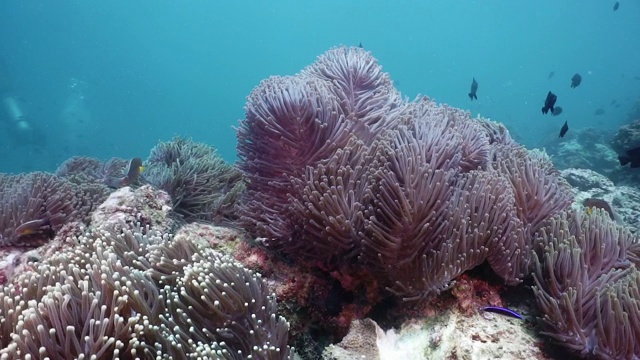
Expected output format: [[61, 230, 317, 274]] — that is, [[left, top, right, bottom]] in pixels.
[[91, 184, 174, 233], [545, 127, 619, 177], [323, 319, 381, 359], [561, 168, 640, 232], [610, 118, 640, 155], [323, 311, 549, 360]]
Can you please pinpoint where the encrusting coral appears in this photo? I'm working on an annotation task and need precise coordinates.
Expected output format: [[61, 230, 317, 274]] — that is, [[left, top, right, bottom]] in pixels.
[[533, 209, 640, 360], [0, 185, 291, 360], [236, 46, 574, 301]]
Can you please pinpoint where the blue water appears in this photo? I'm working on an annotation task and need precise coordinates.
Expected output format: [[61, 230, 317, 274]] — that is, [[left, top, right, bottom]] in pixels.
[[0, 1, 638, 173]]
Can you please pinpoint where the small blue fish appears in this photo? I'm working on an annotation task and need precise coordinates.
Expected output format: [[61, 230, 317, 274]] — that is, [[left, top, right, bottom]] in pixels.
[[483, 306, 524, 320]]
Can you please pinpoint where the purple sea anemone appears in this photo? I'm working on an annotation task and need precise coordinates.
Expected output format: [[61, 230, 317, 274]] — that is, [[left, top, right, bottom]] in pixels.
[[533, 209, 640, 359], [0, 172, 108, 248], [236, 46, 573, 301], [143, 137, 243, 224]]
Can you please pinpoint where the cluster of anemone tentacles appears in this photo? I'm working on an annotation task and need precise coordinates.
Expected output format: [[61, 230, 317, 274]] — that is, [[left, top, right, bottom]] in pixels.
[[0, 223, 291, 359], [533, 208, 640, 360], [143, 137, 244, 224]]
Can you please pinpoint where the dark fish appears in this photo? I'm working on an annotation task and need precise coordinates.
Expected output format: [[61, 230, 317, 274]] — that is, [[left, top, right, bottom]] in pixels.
[[571, 73, 582, 88], [583, 198, 615, 220], [614, 1, 619, 11], [552, 106, 563, 116], [123, 157, 143, 185], [548, 71, 555, 79], [541, 91, 557, 114], [619, 145, 640, 168], [104, 157, 144, 188], [469, 78, 478, 100], [594, 108, 605, 115], [559, 121, 569, 137], [358, 42, 363, 48], [483, 306, 524, 320], [627, 145, 640, 158]]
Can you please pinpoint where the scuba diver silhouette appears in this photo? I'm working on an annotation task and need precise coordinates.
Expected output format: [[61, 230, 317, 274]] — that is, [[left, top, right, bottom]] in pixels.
[[0, 60, 37, 145]]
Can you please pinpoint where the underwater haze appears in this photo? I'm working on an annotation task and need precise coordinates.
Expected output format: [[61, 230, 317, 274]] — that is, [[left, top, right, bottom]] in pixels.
[[0, 0, 638, 173]]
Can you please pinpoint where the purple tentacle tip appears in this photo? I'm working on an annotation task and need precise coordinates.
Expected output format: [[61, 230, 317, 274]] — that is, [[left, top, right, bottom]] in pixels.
[[483, 306, 524, 320]]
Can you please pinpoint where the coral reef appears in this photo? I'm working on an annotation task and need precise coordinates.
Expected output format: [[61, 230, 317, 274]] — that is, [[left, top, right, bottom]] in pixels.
[[144, 137, 244, 224], [4, 46, 639, 360], [236, 46, 573, 303], [0, 184, 291, 359], [533, 209, 640, 359]]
